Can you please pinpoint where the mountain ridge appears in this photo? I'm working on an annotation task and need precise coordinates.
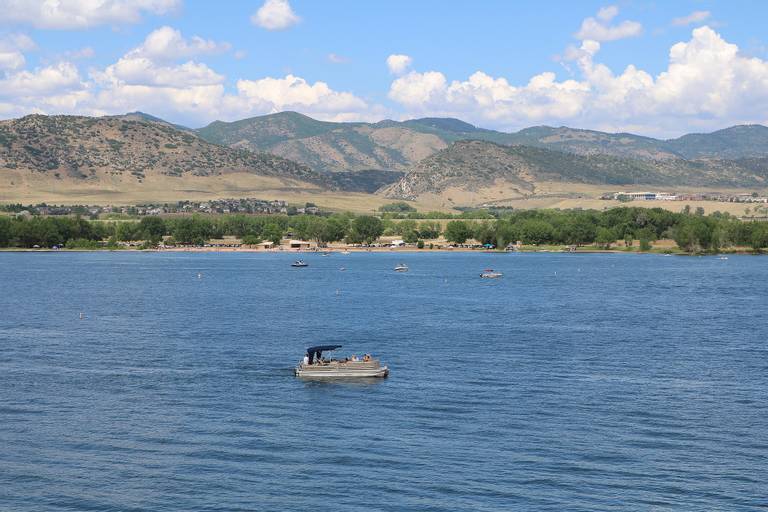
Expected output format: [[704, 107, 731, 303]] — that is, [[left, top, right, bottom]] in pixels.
[[192, 111, 768, 172], [384, 139, 768, 201], [0, 114, 330, 187]]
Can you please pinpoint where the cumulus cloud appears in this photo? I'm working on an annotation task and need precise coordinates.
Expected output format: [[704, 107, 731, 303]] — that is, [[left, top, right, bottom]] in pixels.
[[233, 74, 368, 115], [575, 5, 642, 42], [0, 33, 35, 70], [0, 61, 85, 99], [4, 21, 768, 137], [388, 26, 768, 136], [126, 26, 230, 62], [0, 22, 372, 126], [386, 54, 412, 75], [0, 0, 180, 29], [672, 11, 711, 27], [251, 0, 300, 31]]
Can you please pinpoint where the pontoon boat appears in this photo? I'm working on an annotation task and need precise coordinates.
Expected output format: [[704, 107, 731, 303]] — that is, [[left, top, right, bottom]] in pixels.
[[295, 345, 389, 378]]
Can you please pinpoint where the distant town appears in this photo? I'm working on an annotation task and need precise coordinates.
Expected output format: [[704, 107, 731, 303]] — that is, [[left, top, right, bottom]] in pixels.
[[602, 191, 768, 203], [0, 198, 323, 218]]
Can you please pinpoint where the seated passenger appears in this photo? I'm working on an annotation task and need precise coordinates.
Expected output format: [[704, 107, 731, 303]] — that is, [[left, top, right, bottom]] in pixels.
[[363, 354, 371, 362], [350, 355, 358, 362]]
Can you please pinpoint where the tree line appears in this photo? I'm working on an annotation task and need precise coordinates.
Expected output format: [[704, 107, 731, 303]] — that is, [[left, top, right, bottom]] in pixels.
[[2, 207, 768, 252]]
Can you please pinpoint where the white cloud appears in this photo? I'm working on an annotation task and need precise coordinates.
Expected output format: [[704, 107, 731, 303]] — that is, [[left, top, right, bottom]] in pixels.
[[0, 61, 85, 97], [127, 26, 230, 62], [4, 22, 768, 137], [233, 74, 367, 115], [327, 53, 348, 64], [0, 33, 35, 70], [672, 11, 711, 27], [0, 0, 180, 29], [386, 54, 412, 75], [97, 57, 224, 87], [251, 0, 300, 31], [596, 5, 618, 22], [388, 26, 768, 137], [575, 5, 642, 42]]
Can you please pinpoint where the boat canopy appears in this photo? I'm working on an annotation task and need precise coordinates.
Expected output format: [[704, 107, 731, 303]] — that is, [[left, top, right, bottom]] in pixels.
[[306, 345, 342, 363]]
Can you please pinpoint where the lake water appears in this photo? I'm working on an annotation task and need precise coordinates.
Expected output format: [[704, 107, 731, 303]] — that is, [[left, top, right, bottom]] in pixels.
[[1, 251, 767, 511]]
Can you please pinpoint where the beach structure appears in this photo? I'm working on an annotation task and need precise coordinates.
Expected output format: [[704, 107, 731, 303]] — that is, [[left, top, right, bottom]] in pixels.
[[289, 240, 312, 250]]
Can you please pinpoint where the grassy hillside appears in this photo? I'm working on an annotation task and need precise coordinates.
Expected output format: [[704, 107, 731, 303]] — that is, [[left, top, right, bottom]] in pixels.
[[384, 140, 768, 200], [0, 114, 329, 186]]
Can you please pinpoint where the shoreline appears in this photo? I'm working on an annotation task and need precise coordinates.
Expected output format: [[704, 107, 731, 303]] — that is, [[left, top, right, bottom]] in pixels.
[[0, 246, 762, 255]]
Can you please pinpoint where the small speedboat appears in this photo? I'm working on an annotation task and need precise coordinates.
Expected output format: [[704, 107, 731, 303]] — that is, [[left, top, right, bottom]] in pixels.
[[480, 269, 503, 278], [394, 263, 409, 272], [341, 250, 350, 255], [295, 345, 389, 378], [291, 260, 308, 267]]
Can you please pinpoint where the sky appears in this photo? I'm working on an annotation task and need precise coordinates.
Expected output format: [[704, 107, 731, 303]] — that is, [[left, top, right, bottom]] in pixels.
[[0, 0, 767, 137]]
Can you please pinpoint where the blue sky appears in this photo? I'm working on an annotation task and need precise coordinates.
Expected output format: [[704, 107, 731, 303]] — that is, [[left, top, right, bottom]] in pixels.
[[1, 1, 767, 136]]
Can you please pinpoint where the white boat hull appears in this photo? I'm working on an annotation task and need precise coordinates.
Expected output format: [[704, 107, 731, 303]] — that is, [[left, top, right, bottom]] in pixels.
[[295, 361, 389, 379]]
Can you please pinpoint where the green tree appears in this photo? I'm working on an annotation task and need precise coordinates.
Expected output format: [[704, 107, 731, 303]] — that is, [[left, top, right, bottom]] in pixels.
[[139, 216, 166, 241], [561, 216, 597, 245], [518, 219, 554, 245], [751, 223, 768, 251], [0, 216, 11, 247], [262, 223, 284, 245], [320, 216, 349, 244], [418, 221, 441, 239], [673, 216, 718, 253], [241, 234, 262, 245], [380, 202, 416, 213], [444, 220, 473, 244], [595, 227, 615, 249], [349, 216, 384, 244]]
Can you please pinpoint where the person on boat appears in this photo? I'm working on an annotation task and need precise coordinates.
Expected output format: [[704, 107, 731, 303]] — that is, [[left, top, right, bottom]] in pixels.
[[363, 354, 371, 362], [303, 354, 309, 366]]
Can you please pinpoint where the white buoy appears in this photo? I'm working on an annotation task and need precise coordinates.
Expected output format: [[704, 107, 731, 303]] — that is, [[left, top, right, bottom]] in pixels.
[[79, 312, 84, 320], [197, 272, 202, 279]]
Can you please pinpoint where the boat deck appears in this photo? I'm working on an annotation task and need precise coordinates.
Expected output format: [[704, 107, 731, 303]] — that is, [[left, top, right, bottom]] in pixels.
[[295, 359, 389, 378]]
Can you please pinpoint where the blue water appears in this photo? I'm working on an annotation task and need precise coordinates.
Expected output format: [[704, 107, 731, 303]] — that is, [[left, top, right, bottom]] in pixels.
[[1, 251, 767, 511]]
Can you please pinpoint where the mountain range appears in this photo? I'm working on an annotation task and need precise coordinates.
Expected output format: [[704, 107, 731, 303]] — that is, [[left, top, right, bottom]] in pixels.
[[2, 111, 768, 207], [193, 111, 768, 170]]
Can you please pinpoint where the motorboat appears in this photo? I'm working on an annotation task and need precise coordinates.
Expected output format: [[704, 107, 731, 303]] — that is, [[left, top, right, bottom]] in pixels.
[[291, 260, 308, 267], [341, 250, 351, 255], [480, 269, 503, 278], [394, 263, 409, 272], [295, 345, 389, 379]]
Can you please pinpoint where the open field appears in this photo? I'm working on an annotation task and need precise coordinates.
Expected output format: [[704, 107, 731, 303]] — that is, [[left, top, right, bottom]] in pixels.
[[0, 171, 442, 213], [412, 181, 768, 216], [1, 171, 766, 216]]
